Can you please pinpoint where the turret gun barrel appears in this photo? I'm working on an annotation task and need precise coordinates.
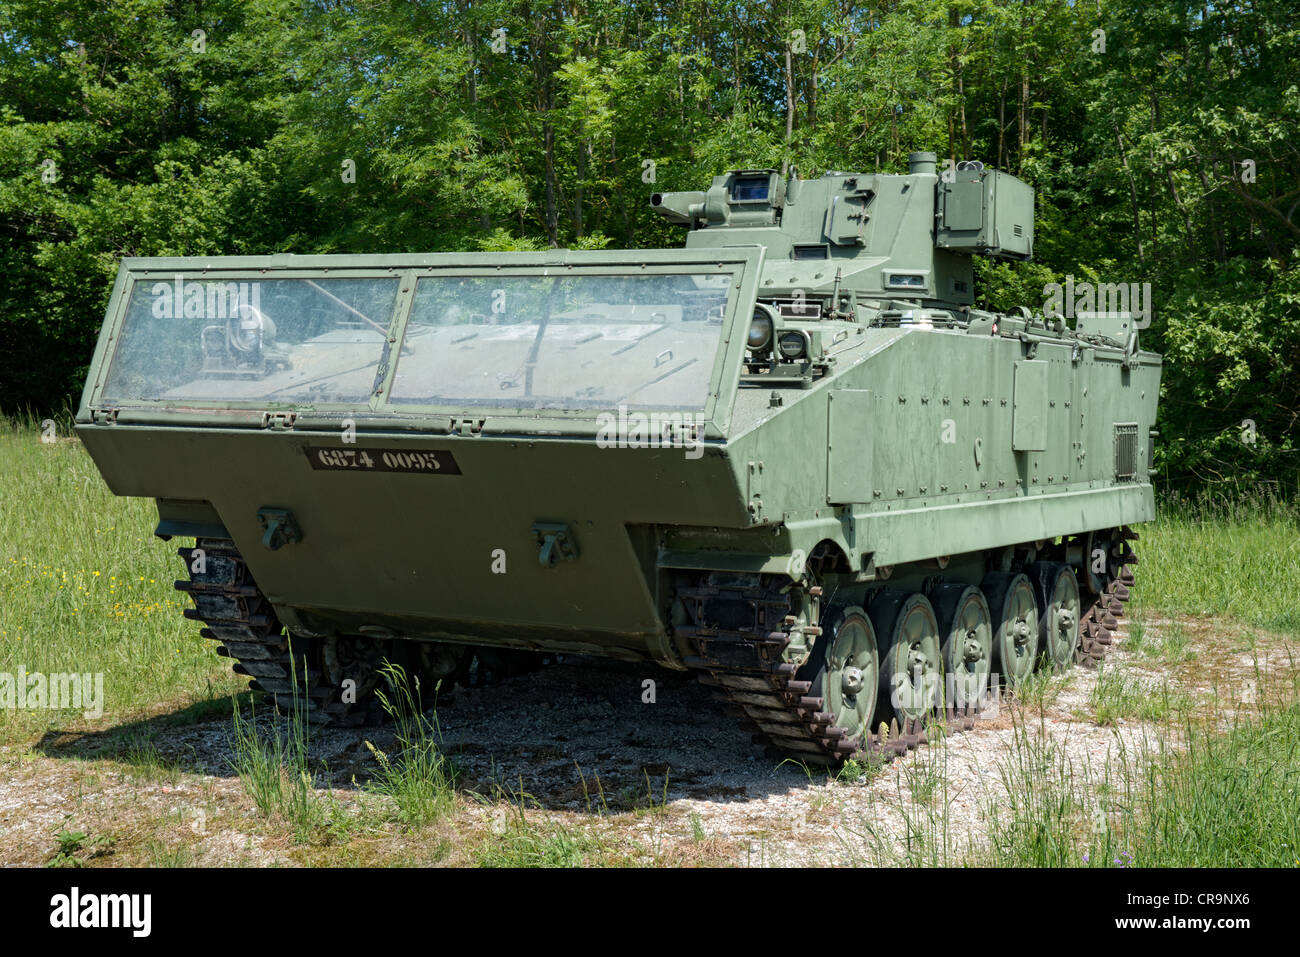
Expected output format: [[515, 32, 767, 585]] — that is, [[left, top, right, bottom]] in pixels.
[[650, 191, 707, 226]]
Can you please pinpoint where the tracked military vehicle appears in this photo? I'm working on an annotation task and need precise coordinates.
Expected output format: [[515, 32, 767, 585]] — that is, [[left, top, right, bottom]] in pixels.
[[76, 152, 1158, 763]]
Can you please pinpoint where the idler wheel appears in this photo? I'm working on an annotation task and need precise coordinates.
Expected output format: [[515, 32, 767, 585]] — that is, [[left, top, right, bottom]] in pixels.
[[322, 634, 387, 702], [324, 634, 463, 717]]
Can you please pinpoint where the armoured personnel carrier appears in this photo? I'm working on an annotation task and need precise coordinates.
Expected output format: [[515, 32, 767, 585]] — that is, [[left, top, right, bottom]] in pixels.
[[76, 152, 1158, 763]]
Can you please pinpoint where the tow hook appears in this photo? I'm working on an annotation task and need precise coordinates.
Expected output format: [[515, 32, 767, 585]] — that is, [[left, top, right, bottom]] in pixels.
[[258, 507, 303, 550], [532, 522, 578, 567]]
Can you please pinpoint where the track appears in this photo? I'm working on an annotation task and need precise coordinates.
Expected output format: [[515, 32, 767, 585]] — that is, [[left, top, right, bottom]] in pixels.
[[1077, 528, 1140, 665], [175, 538, 547, 724], [677, 529, 1139, 767], [175, 530, 1138, 764], [174, 539, 380, 724]]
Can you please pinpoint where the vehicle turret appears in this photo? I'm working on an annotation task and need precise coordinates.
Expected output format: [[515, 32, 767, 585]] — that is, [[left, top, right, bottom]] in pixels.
[[650, 152, 1034, 314]]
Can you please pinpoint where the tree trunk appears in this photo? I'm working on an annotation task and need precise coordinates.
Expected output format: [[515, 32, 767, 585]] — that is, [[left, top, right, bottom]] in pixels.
[[1194, 162, 1226, 262], [733, 27, 742, 116], [959, 72, 969, 158], [808, 38, 819, 129], [574, 134, 587, 238], [1148, 90, 1159, 261], [1018, 71, 1028, 173], [997, 85, 1005, 170], [611, 131, 632, 245], [544, 122, 558, 246], [538, 10, 558, 246], [1114, 124, 1146, 261], [784, 44, 795, 151], [1166, 168, 1196, 258], [464, 19, 491, 231]]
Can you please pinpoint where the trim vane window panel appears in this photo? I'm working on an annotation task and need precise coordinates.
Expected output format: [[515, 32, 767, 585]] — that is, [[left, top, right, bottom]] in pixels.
[[388, 273, 730, 411]]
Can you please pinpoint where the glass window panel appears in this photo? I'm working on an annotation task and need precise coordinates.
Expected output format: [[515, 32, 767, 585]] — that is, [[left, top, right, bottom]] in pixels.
[[389, 273, 730, 411], [101, 277, 400, 405]]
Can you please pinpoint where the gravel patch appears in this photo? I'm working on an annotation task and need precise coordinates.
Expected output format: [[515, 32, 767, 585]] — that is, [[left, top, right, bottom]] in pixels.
[[1, 613, 1294, 866]]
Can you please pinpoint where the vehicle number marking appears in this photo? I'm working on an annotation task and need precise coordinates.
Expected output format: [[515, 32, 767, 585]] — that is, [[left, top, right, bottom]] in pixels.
[[305, 446, 461, 475]]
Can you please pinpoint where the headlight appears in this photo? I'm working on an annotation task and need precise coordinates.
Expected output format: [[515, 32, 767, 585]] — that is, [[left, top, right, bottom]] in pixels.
[[747, 310, 773, 351], [778, 331, 808, 360], [229, 305, 274, 354]]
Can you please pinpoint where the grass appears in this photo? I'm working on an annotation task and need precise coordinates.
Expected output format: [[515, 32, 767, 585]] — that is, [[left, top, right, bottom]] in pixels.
[[228, 692, 328, 842], [475, 810, 598, 867], [689, 811, 706, 842], [145, 840, 197, 867], [363, 662, 457, 827], [227, 690, 385, 849], [1011, 667, 1068, 711], [473, 780, 606, 867], [224, 657, 462, 849], [0, 416, 243, 743], [1122, 701, 1300, 866], [983, 717, 1101, 867], [1123, 613, 1197, 664], [1088, 664, 1188, 725], [978, 672, 1300, 867], [1131, 491, 1300, 636], [117, 730, 186, 784]]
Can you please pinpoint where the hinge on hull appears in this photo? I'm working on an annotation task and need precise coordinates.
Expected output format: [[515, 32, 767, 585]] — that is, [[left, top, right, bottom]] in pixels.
[[90, 407, 119, 425], [261, 411, 297, 431], [747, 461, 765, 521], [454, 417, 485, 436], [661, 421, 700, 447]]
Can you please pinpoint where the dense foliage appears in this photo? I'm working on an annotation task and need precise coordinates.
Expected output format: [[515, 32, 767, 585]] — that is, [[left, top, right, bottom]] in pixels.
[[2, 0, 1296, 494]]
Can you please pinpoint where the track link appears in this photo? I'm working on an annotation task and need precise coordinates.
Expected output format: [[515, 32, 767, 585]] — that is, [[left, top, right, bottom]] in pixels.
[[676, 574, 964, 766], [676, 574, 852, 767]]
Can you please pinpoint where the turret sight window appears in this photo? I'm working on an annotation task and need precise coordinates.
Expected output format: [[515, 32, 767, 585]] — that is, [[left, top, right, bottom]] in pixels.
[[730, 175, 771, 202]]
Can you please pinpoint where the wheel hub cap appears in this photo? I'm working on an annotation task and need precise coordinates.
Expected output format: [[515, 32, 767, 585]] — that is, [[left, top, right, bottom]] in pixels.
[[841, 665, 865, 696], [1057, 609, 1076, 637], [1013, 619, 1031, 646]]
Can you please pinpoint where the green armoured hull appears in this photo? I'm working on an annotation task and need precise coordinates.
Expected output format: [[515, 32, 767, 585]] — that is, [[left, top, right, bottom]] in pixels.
[[78, 320, 1157, 665]]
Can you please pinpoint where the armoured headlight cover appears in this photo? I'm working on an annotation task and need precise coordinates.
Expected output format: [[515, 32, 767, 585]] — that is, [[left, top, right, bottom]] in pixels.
[[777, 330, 809, 360], [747, 303, 778, 352]]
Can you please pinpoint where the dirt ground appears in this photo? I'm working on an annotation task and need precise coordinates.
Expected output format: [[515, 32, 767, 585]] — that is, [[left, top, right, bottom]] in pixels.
[[0, 613, 1291, 867]]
